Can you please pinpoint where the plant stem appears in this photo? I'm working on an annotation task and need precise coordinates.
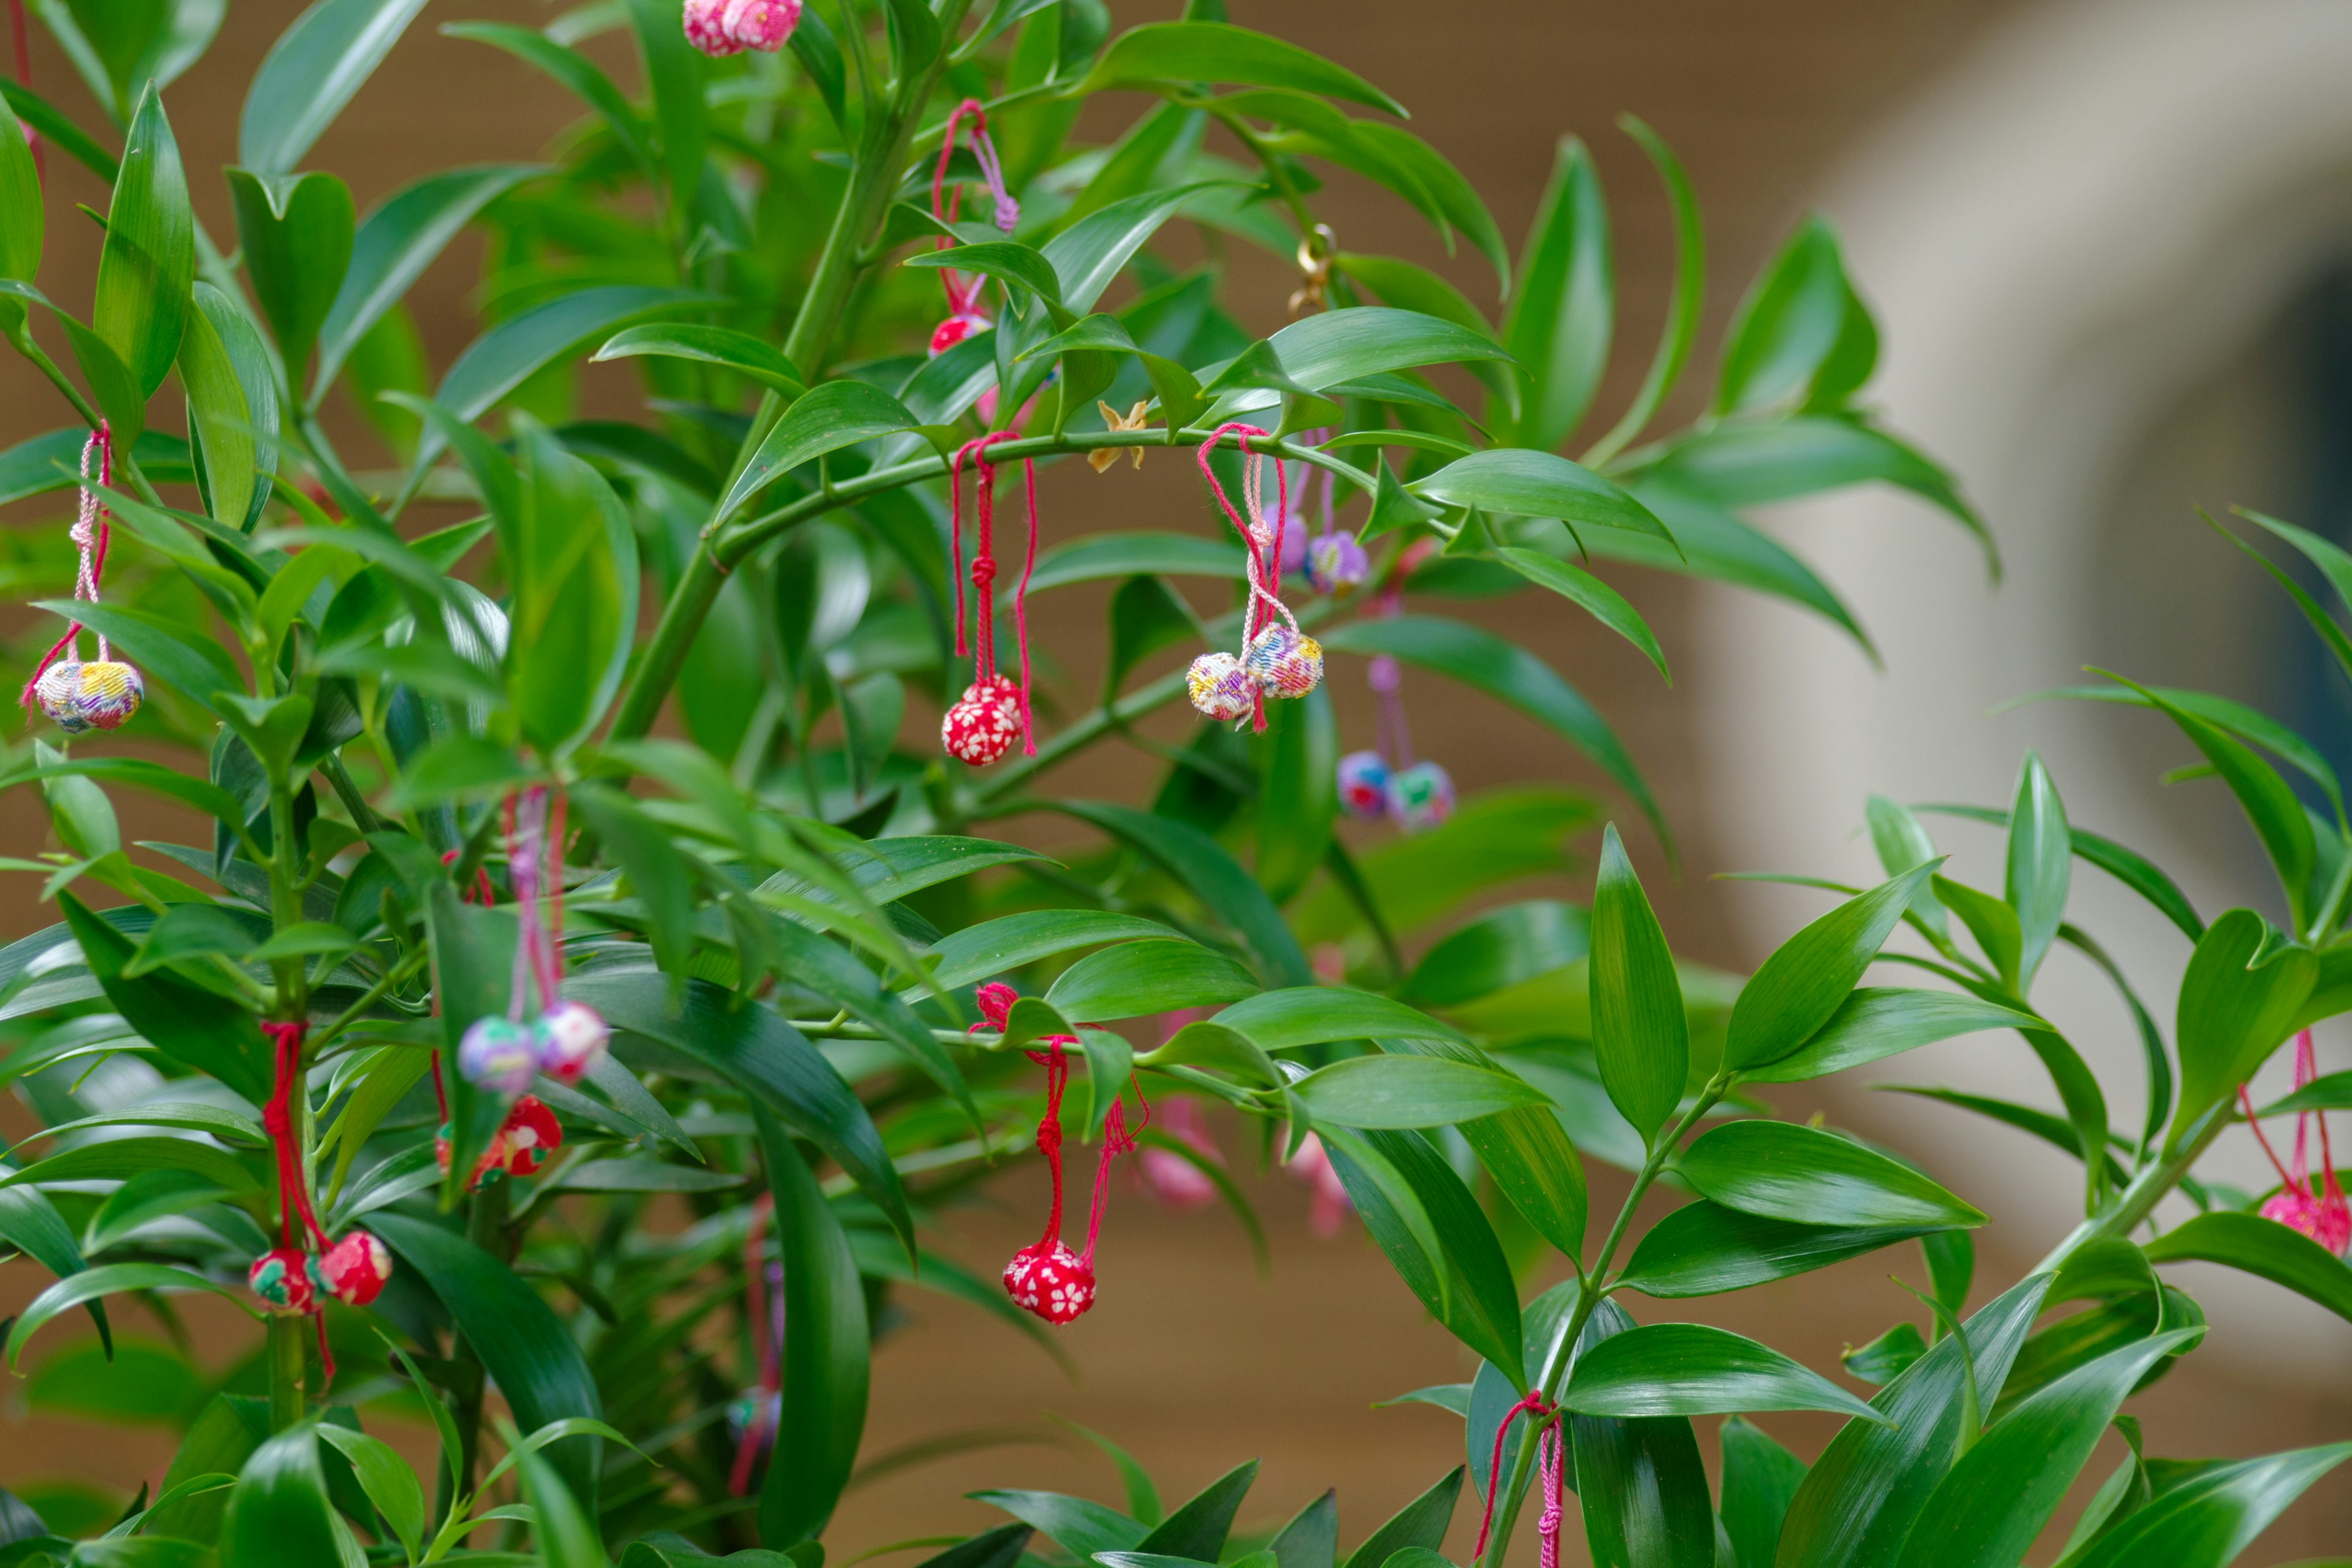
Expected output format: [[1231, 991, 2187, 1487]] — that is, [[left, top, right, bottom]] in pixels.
[[267, 1314, 307, 1430], [2035, 1100, 2232, 1274]]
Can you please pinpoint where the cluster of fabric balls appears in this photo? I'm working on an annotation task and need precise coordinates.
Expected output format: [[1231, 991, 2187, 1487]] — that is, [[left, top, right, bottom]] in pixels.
[[1188, 626, 1325, 723], [247, 1230, 393, 1316], [1002, 1238, 1096, 1325], [942, 673, 1023, 766], [437, 1095, 563, 1189], [682, 0, 799, 56], [458, 1000, 609, 1096], [1338, 752, 1456, 834], [32, 659, 141, 734]]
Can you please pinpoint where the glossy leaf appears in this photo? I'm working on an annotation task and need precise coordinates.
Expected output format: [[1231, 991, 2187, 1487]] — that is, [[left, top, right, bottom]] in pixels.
[[1043, 939, 1259, 1021], [1256, 684, 1337, 905], [1715, 216, 1849, 414], [1894, 1332, 2196, 1568], [2171, 908, 2315, 1145], [1322, 616, 1661, 845], [594, 322, 803, 393], [922, 910, 1180, 992], [1678, 1120, 1983, 1229], [2143, 1210, 2352, 1324], [1719, 1417, 1806, 1568], [177, 290, 264, 533], [2121, 680, 2316, 930], [570, 784, 696, 977], [1916, 803, 2203, 941], [312, 163, 540, 399], [240, 0, 432, 176], [371, 1213, 603, 1508], [1404, 1039, 1586, 1257], [1569, 1300, 1715, 1568], [225, 168, 353, 380], [973, 1491, 1145, 1559], [1618, 1202, 1943, 1299], [1252, 307, 1513, 398], [1292, 1052, 1550, 1129], [1338, 1469, 1461, 1568], [1585, 116, 1703, 464], [311, 1425, 421, 1562], [1133, 1458, 1257, 1559], [2065, 1442, 2352, 1568], [2005, 752, 2071, 990], [1400, 899, 1588, 1008], [0, 105, 37, 282], [718, 379, 916, 526], [1771, 1275, 2050, 1568], [6, 1264, 247, 1366], [1504, 137, 1611, 452], [1722, 862, 1937, 1071], [446, 23, 655, 181], [1056, 802, 1311, 986], [93, 85, 192, 398], [217, 1427, 337, 1567], [1082, 22, 1404, 115], [1590, 823, 1686, 1140], [755, 1105, 869, 1546], [1737, 988, 2038, 1084], [1490, 547, 1668, 680], [1046, 183, 1232, 314], [1565, 1322, 1884, 1424], [56, 893, 270, 1102], [1412, 448, 1669, 545]]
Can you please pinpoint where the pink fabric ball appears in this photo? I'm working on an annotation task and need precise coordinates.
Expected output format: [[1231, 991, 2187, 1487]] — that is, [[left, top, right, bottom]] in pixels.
[[929, 312, 992, 356], [1003, 1238, 1096, 1324], [723, 0, 801, 51], [248, 1246, 323, 1315], [943, 674, 1022, 765], [318, 1231, 393, 1306]]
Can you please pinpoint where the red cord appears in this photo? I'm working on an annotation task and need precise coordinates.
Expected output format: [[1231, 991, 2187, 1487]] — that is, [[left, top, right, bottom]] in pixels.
[[729, 1193, 779, 1495], [262, 1020, 337, 1387], [19, 423, 111, 710], [1472, 1392, 1559, 1559]]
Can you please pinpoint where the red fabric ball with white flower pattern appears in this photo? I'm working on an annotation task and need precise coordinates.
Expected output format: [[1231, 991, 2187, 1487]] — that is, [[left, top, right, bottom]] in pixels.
[[930, 312, 992, 356], [318, 1230, 393, 1306], [943, 674, 1022, 765], [1003, 1238, 1096, 1324]]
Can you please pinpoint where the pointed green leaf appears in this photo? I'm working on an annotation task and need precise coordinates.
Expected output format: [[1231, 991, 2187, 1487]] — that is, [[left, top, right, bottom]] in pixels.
[[1591, 824, 1686, 1139]]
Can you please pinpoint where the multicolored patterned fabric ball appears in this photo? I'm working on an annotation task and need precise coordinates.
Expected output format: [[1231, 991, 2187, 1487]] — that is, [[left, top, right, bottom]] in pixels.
[[929, 312, 992, 356], [1307, 533, 1370, 595], [1243, 625, 1324, 699], [458, 1016, 538, 1095], [248, 1246, 324, 1315], [34, 659, 143, 734], [943, 674, 1023, 765], [684, 0, 800, 55], [1186, 652, 1255, 722], [1336, 750, 1392, 820], [318, 1230, 393, 1306], [1389, 760, 1455, 834], [1003, 1239, 1096, 1324], [533, 1001, 609, 1086]]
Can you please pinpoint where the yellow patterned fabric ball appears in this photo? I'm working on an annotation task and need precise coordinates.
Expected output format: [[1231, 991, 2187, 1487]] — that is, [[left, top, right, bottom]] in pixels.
[[34, 660, 143, 734]]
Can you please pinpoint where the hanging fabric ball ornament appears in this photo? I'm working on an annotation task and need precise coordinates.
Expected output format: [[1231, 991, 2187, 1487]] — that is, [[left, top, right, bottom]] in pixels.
[[1308, 533, 1370, 596], [533, 1001, 609, 1085], [317, 1231, 393, 1306], [248, 1246, 324, 1315], [1336, 750, 1393, 820], [943, 674, 1023, 765], [727, 1387, 782, 1442], [683, 0, 799, 56], [1186, 652, 1256, 722], [1389, 760, 1456, 834], [929, 312, 992, 356], [1243, 625, 1324, 699], [500, 1095, 562, 1176], [458, 1016, 538, 1095], [33, 660, 142, 734], [1003, 1238, 1097, 1324]]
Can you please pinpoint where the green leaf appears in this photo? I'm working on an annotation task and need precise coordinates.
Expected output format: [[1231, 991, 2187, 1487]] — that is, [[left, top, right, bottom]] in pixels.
[[1591, 484, 1873, 653], [0, 428, 191, 507], [1568, 1300, 1715, 1568], [1134, 1459, 1258, 1559], [1893, 1332, 2196, 1568], [1399, 899, 1588, 1008], [369, 1213, 603, 1509], [1773, 1275, 2051, 1568], [1291, 1052, 1549, 1129], [2256, 1067, 2352, 1115], [1590, 824, 1686, 1139], [1338, 1469, 1461, 1568], [218, 1427, 337, 1567], [1676, 1120, 1983, 1228], [2143, 1210, 2352, 1324], [905, 239, 1064, 311], [444, 22, 656, 182], [1738, 988, 2038, 1084], [311, 1425, 421, 1562], [1212, 986, 1463, 1049], [1321, 616, 1662, 847], [55, 892, 270, 1103], [718, 379, 916, 526], [2005, 753, 2071, 990], [1503, 137, 1610, 452], [7, 1264, 250, 1368], [754, 1106, 869, 1547], [2064, 1442, 2352, 1568], [568, 971, 913, 1251], [1022, 530, 1244, 592], [1915, 806, 2203, 943], [2171, 908, 2316, 1146], [1082, 22, 1403, 115], [224, 168, 353, 382], [1256, 683, 1337, 905], [922, 911, 1180, 992], [180, 283, 280, 532], [1584, 116, 1702, 465], [516, 1445, 605, 1568], [1042, 939, 1258, 1022], [1243, 307, 1513, 399], [312, 164, 540, 401], [1721, 862, 1939, 1071], [1488, 548, 1667, 680], [1054, 802, 1311, 986], [1715, 216, 1850, 414], [973, 1491, 1144, 1559], [1395, 1038, 1585, 1257], [1411, 448, 1670, 547], [93, 85, 192, 398], [239, 0, 433, 176], [594, 323, 802, 394], [1349, 121, 1510, 294], [1616, 1202, 1944, 1299], [1718, 1417, 1805, 1568], [570, 784, 696, 978], [414, 285, 713, 473], [1565, 1322, 1884, 1424], [0, 104, 39, 282], [1044, 183, 1232, 314]]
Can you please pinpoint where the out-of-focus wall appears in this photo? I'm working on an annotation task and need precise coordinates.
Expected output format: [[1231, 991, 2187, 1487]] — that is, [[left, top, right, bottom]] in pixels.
[[3, 1, 2345, 1561]]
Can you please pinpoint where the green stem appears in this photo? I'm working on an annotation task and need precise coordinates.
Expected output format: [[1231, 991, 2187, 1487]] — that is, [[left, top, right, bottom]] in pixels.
[[267, 1314, 307, 1430], [2035, 1100, 2233, 1275]]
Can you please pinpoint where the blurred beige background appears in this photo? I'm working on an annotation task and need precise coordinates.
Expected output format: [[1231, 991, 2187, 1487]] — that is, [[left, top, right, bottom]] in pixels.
[[2, 0, 2346, 1561]]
